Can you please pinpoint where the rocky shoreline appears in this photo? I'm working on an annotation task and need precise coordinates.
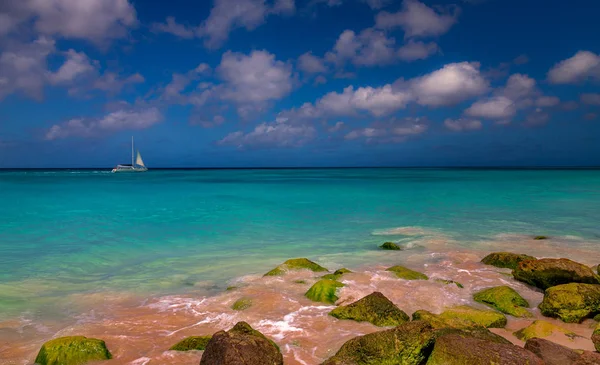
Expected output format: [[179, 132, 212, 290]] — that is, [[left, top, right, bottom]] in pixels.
[[31, 252, 600, 365]]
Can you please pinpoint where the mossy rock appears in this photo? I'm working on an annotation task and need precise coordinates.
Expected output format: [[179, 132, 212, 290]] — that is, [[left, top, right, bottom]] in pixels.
[[412, 310, 482, 330], [169, 336, 212, 351], [432, 327, 512, 345], [264, 258, 328, 276], [226, 286, 238, 291], [439, 305, 507, 328], [513, 258, 600, 290], [534, 236, 548, 240], [514, 320, 577, 341], [524, 338, 581, 365], [232, 298, 252, 311], [305, 279, 344, 304], [538, 283, 600, 323], [592, 321, 600, 352], [379, 242, 401, 250], [34, 336, 112, 365], [434, 279, 464, 288], [329, 292, 409, 327], [321, 268, 352, 281], [481, 252, 536, 270], [386, 265, 428, 280], [473, 286, 532, 318], [321, 321, 436, 365]]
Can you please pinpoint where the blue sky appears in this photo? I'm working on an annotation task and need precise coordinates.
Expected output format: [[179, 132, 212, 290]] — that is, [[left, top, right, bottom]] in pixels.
[[0, 0, 599, 168]]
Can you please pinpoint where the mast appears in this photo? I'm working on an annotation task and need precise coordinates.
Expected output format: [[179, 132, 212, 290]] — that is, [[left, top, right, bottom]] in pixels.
[[131, 136, 134, 166]]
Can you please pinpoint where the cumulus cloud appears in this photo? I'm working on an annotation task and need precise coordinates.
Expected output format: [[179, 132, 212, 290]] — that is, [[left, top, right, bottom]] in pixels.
[[375, 0, 459, 38], [444, 118, 482, 132], [547, 51, 600, 84], [345, 117, 428, 144], [397, 40, 439, 61], [535, 96, 560, 107], [218, 118, 316, 149], [151, 16, 195, 38], [298, 52, 327, 74], [465, 96, 516, 119], [318, 84, 413, 117], [45, 108, 162, 140], [580, 93, 600, 105], [92, 72, 144, 94], [328, 121, 344, 132], [190, 114, 226, 128], [48, 49, 96, 84]]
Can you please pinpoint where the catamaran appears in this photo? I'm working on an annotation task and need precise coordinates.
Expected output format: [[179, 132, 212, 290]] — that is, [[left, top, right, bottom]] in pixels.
[[112, 136, 148, 173]]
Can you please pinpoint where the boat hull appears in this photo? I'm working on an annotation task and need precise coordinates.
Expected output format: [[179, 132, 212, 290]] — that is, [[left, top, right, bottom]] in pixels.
[[111, 167, 148, 173]]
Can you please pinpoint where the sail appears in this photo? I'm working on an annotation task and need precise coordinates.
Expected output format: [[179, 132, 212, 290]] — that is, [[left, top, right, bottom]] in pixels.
[[136, 151, 145, 167]]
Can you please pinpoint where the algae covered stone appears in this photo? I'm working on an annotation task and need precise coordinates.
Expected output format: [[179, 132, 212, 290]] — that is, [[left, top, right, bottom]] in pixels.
[[538, 283, 600, 323], [264, 258, 328, 276], [232, 297, 252, 311], [592, 321, 600, 352], [321, 268, 352, 281], [412, 310, 482, 330], [329, 292, 409, 327], [305, 279, 344, 304], [434, 279, 464, 288], [473, 286, 532, 318], [481, 252, 536, 270], [169, 336, 212, 351], [386, 265, 428, 280], [321, 321, 436, 365], [34, 336, 112, 365], [513, 258, 600, 290], [524, 338, 580, 365], [200, 321, 282, 365], [439, 305, 507, 328], [514, 320, 576, 341], [379, 242, 401, 250], [534, 235, 548, 240]]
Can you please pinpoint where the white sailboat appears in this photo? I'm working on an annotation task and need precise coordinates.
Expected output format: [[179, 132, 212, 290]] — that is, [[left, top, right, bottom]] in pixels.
[[112, 136, 148, 173]]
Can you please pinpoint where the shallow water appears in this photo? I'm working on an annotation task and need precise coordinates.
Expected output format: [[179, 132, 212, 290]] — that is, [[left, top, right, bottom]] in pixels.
[[1, 168, 600, 364]]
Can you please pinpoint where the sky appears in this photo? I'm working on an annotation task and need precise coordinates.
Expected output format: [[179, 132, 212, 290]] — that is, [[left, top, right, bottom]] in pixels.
[[0, 0, 599, 168]]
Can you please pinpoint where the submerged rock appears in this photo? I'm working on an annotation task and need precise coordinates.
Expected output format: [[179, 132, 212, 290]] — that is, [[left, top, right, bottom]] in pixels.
[[321, 321, 436, 365], [434, 279, 464, 288], [379, 241, 401, 250], [329, 292, 410, 327], [169, 336, 212, 351], [514, 320, 576, 341], [473, 286, 532, 318], [386, 265, 428, 280], [439, 305, 507, 328], [322, 268, 352, 281], [231, 297, 252, 311], [200, 321, 282, 365], [513, 258, 600, 290], [538, 283, 600, 323], [34, 336, 112, 365], [305, 279, 345, 304], [592, 322, 600, 352], [523, 338, 580, 365], [481, 252, 536, 270], [534, 235, 549, 240], [264, 258, 329, 276]]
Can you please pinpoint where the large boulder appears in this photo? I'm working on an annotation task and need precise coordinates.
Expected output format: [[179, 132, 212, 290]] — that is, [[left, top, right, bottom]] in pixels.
[[514, 320, 576, 341], [305, 279, 345, 304], [264, 258, 328, 276], [473, 286, 532, 318], [513, 258, 600, 290], [329, 292, 409, 327], [481, 252, 536, 270], [200, 321, 282, 365], [412, 310, 483, 330], [385, 265, 428, 280], [169, 336, 212, 351], [426, 333, 544, 365], [538, 283, 600, 323], [523, 338, 580, 365], [34, 336, 112, 365], [322, 268, 352, 281], [438, 305, 507, 328], [321, 321, 436, 365], [592, 321, 600, 352]]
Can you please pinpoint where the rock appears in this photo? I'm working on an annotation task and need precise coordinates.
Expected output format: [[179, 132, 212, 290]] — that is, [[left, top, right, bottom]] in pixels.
[[264, 258, 328, 276], [538, 283, 600, 323], [232, 298, 252, 311], [200, 321, 282, 365], [534, 236, 548, 240], [293, 280, 307, 284], [473, 286, 532, 318], [427, 333, 544, 365], [513, 258, 600, 290], [225, 286, 238, 291], [433, 327, 512, 345], [379, 242, 401, 250], [592, 322, 600, 352], [434, 279, 464, 288], [169, 336, 212, 351], [329, 292, 410, 327], [322, 268, 352, 281], [514, 320, 577, 341], [385, 265, 428, 280], [575, 351, 600, 365], [412, 310, 482, 330], [305, 279, 345, 304], [524, 338, 581, 365], [34, 336, 112, 365], [439, 305, 507, 328], [321, 321, 436, 365], [481, 252, 536, 270]]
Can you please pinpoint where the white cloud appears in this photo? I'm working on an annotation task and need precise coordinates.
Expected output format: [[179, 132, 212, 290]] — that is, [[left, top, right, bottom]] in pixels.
[[318, 84, 413, 117], [499, 73, 536, 100], [45, 108, 162, 140], [298, 52, 327, 74], [93, 72, 144, 94], [375, 0, 459, 38], [465, 96, 516, 119], [151, 16, 195, 39], [328, 121, 344, 132], [48, 49, 95, 84], [535, 96, 560, 107], [218, 118, 316, 149], [191, 114, 226, 128], [397, 40, 439, 61], [345, 117, 428, 143], [547, 51, 600, 84], [444, 118, 482, 132], [580, 93, 600, 105]]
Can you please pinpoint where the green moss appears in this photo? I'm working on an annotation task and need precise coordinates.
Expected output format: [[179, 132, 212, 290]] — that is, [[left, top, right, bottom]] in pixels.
[[379, 242, 401, 250], [513, 320, 576, 341], [412, 310, 482, 330], [232, 298, 252, 311], [480, 252, 536, 270], [321, 268, 352, 281], [534, 236, 548, 240], [329, 292, 409, 327], [432, 327, 512, 345], [439, 305, 507, 328], [592, 322, 600, 352], [263, 258, 328, 276], [473, 286, 532, 318], [293, 280, 307, 284], [225, 286, 237, 291], [513, 258, 600, 290], [34, 336, 112, 365], [385, 265, 428, 280], [594, 314, 600, 322], [435, 279, 464, 288], [538, 283, 600, 323], [169, 336, 212, 351], [305, 279, 344, 304], [229, 321, 281, 352]]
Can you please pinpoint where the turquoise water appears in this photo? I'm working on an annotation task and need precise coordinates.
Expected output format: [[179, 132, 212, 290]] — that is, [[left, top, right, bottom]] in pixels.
[[1, 168, 600, 320]]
